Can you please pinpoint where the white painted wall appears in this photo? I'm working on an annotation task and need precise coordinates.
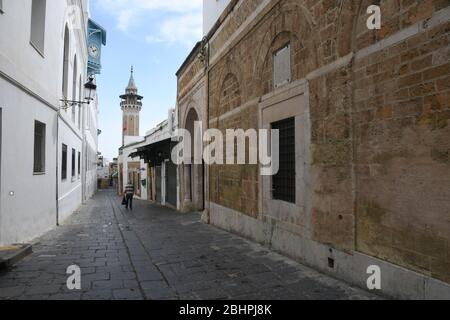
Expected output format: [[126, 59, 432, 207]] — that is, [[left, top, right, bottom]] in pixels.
[[57, 0, 91, 224], [0, 0, 101, 244], [0, 78, 57, 245], [57, 117, 83, 223], [124, 136, 145, 146], [203, 0, 232, 35]]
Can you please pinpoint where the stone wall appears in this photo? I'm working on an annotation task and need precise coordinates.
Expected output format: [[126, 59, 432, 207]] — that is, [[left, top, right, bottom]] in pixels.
[[177, 0, 450, 290], [209, 103, 260, 217], [177, 44, 205, 103], [207, 0, 359, 253], [353, 12, 450, 283]]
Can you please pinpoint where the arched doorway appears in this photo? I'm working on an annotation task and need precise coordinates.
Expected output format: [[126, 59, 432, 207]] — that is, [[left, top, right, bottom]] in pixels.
[[183, 108, 204, 212]]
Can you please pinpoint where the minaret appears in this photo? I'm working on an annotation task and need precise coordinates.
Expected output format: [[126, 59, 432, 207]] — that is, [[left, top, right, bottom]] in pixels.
[[121, 66, 143, 146]]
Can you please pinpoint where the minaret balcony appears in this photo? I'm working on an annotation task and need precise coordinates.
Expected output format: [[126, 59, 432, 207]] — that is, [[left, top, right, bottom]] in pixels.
[[121, 101, 143, 108]]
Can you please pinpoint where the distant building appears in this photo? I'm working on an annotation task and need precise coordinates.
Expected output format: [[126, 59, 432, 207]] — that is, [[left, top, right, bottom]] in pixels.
[[0, 0, 106, 245], [109, 158, 118, 188], [97, 154, 110, 189], [202, 0, 232, 36], [109, 158, 118, 177], [129, 109, 179, 209], [118, 95, 179, 209], [97, 153, 109, 178]]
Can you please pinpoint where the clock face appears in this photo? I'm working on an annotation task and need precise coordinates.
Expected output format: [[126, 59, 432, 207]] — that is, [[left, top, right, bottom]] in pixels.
[[89, 44, 99, 58]]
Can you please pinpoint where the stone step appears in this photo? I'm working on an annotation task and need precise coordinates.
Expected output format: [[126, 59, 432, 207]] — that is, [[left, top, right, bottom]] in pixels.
[[0, 244, 33, 270]]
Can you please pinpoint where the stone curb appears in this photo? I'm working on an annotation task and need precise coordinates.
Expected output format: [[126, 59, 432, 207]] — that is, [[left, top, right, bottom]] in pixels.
[[0, 244, 33, 270]]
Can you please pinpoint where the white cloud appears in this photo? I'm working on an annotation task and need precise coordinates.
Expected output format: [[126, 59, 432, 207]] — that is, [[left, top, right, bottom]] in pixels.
[[117, 9, 134, 32], [96, 0, 202, 13], [146, 13, 202, 46], [94, 0, 203, 46]]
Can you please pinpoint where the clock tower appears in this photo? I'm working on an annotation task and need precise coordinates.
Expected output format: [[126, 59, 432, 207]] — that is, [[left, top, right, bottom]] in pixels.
[[121, 66, 143, 146], [87, 19, 107, 76]]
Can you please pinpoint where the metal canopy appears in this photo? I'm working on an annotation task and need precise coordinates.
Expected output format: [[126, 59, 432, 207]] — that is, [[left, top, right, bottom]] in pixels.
[[129, 138, 175, 166]]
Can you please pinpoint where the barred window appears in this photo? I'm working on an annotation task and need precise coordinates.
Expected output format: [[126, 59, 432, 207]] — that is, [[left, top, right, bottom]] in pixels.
[[78, 151, 81, 177], [272, 117, 295, 203], [71, 148, 76, 178], [33, 121, 46, 173], [62, 144, 67, 180]]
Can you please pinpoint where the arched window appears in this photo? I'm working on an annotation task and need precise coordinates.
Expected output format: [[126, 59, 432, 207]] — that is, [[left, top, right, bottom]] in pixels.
[[30, 0, 47, 54], [273, 43, 291, 89], [62, 25, 70, 100], [78, 75, 82, 129], [72, 55, 77, 122]]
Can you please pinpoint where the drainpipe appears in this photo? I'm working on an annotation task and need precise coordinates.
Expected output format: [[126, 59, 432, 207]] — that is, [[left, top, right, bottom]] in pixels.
[[81, 102, 87, 203], [56, 111, 60, 226], [204, 38, 211, 223]]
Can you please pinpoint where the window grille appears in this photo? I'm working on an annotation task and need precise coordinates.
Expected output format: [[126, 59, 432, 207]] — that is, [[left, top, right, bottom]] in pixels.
[[272, 117, 295, 203], [71, 148, 76, 178], [34, 121, 46, 173], [62, 144, 68, 180]]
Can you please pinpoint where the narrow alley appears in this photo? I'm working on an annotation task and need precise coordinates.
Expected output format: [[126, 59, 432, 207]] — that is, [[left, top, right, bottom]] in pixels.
[[0, 190, 378, 300]]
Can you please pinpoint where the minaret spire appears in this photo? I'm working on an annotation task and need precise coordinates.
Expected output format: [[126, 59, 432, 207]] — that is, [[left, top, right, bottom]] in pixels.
[[126, 65, 137, 92]]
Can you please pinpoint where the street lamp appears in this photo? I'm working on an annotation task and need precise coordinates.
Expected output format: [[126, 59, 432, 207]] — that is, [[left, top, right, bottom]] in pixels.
[[84, 77, 97, 103], [60, 77, 97, 109]]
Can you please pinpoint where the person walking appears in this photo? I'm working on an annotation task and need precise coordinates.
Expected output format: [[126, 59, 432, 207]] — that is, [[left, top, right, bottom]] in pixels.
[[124, 182, 135, 210]]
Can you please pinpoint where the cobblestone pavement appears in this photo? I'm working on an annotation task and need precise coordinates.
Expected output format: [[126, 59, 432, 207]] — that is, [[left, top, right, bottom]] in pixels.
[[0, 190, 380, 300]]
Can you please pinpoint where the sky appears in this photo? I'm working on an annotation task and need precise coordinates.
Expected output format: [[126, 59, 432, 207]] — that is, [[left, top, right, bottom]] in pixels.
[[91, 0, 203, 161]]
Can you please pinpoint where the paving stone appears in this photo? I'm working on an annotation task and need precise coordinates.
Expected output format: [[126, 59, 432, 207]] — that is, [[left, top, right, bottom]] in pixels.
[[122, 279, 141, 290], [83, 272, 110, 282], [143, 287, 178, 300], [0, 286, 26, 299], [17, 294, 51, 300], [0, 190, 380, 300], [110, 272, 136, 281], [193, 287, 229, 300], [91, 280, 124, 290], [113, 288, 143, 300], [81, 289, 113, 300], [25, 284, 62, 296], [49, 292, 83, 300]]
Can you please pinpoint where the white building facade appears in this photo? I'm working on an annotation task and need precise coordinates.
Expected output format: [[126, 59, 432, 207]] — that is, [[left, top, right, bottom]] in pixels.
[[119, 108, 179, 209], [0, 0, 106, 245], [202, 0, 232, 35]]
